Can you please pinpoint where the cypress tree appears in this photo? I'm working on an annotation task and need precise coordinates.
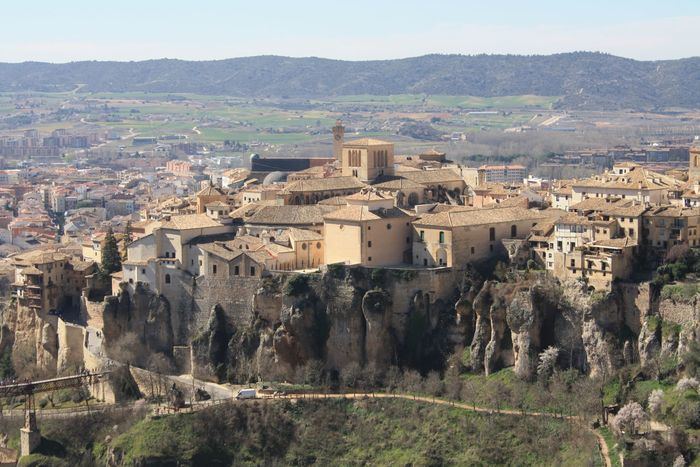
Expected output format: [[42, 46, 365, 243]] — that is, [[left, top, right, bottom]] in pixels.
[[101, 227, 122, 275]]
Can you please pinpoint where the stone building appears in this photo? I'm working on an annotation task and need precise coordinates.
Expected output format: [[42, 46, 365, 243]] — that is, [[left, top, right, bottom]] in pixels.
[[12, 247, 97, 317], [412, 206, 550, 268], [279, 176, 365, 205], [323, 190, 413, 267], [570, 162, 681, 205], [341, 138, 395, 182]]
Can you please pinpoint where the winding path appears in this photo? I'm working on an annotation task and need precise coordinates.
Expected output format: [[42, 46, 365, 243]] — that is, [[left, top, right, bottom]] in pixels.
[[262, 392, 612, 467]]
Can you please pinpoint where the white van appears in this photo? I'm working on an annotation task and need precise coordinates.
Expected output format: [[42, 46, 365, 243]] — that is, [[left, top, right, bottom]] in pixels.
[[236, 388, 257, 400]]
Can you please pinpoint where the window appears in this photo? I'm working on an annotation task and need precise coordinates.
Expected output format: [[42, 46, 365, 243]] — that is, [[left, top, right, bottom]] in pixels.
[[302, 243, 307, 250], [234, 266, 239, 276], [165, 274, 171, 284], [316, 242, 322, 249], [367, 226, 371, 231], [368, 256, 372, 262], [471, 247, 475, 254], [439, 231, 445, 243], [250, 267, 256, 276], [489, 244, 494, 252], [386, 223, 392, 230], [142, 268, 146, 274], [212, 265, 217, 275], [368, 241, 372, 247], [406, 237, 411, 244], [489, 227, 495, 241], [420, 230, 425, 241], [510, 225, 517, 238], [423, 258, 428, 266], [570, 259, 575, 267]]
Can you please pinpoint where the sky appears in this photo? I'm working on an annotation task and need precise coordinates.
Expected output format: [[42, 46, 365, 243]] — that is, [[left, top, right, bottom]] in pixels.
[[1, 0, 698, 63]]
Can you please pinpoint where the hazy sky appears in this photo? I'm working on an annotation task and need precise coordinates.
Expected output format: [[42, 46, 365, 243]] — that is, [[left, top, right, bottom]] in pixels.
[[1, 0, 698, 63]]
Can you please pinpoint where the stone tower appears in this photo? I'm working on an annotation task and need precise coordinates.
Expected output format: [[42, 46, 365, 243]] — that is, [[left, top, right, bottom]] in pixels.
[[690, 146, 700, 182], [332, 120, 344, 161]]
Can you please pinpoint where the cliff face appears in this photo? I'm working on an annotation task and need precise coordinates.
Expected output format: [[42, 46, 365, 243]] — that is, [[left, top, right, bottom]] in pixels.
[[85, 267, 700, 384], [0, 298, 59, 376], [190, 268, 462, 382]]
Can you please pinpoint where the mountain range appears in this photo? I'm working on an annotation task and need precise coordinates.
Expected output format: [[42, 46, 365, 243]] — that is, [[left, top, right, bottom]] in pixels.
[[1, 52, 699, 109]]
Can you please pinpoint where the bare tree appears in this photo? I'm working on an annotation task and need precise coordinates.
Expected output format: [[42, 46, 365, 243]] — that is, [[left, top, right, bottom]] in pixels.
[[460, 378, 478, 410], [423, 371, 444, 397], [341, 362, 362, 389]]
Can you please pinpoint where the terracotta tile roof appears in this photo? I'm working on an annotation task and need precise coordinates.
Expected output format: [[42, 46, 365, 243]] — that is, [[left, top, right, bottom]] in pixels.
[[246, 205, 340, 226], [572, 166, 682, 191], [20, 266, 43, 275], [589, 238, 638, 249], [197, 185, 226, 197], [344, 190, 393, 202], [645, 205, 700, 218], [556, 214, 617, 227], [413, 206, 549, 228], [160, 213, 224, 230], [400, 169, 465, 185], [282, 176, 366, 194], [371, 177, 424, 190], [324, 206, 412, 222], [287, 227, 323, 242], [569, 197, 633, 212], [344, 138, 392, 146]]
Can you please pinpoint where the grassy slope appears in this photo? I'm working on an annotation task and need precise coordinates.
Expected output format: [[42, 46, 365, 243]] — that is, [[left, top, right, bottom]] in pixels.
[[101, 399, 597, 466]]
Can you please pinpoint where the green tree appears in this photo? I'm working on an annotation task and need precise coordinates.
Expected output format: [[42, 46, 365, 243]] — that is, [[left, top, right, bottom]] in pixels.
[[101, 227, 122, 275]]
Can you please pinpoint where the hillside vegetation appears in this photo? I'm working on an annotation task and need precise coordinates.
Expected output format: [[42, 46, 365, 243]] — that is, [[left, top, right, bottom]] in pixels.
[[22, 399, 599, 466], [1, 53, 699, 109]]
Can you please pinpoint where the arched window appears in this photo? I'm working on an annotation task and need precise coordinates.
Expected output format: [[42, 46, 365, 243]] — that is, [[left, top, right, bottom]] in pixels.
[[165, 274, 171, 284]]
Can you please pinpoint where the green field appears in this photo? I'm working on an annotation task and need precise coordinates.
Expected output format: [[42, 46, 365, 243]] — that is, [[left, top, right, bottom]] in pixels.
[[319, 93, 559, 109], [0, 91, 558, 148]]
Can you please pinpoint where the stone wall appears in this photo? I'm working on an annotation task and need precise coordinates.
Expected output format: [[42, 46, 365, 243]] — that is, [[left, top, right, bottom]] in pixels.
[[189, 276, 261, 334], [56, 318, 85, 373], [659, 299, 698, 327]]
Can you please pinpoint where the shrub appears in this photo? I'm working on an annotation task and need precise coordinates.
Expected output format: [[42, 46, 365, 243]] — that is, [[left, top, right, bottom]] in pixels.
[[676, 377, 699, 392], [326, 263, 345, 279], [660, 283, 700, 303], [284, 274, 310, 296], [671, 396, 700, 429], [370, 268, 386, 288]]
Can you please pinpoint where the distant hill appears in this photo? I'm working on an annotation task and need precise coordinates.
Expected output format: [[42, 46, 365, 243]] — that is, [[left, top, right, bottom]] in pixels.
[[1, 52, 699, 109]]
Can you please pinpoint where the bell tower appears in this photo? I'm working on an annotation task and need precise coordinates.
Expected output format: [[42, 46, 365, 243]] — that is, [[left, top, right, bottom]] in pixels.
[[332, 120, 344, 161], [689, 146, 700, 182]]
